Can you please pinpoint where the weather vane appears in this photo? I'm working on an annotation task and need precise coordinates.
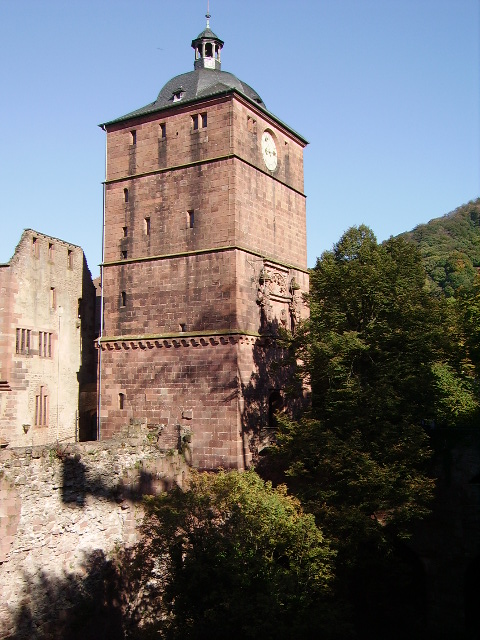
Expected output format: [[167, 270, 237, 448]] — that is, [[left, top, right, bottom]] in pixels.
[[206, 0, 210, 28]]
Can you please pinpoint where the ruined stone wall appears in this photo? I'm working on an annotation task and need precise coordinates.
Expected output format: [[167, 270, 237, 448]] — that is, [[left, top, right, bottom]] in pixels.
[[0, 231, 96, 448], [0, 442, 189, 639]]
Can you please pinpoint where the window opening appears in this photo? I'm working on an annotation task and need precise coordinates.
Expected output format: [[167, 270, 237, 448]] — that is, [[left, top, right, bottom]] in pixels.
[[50, 287, 56, 309], [192, 114, 199, 131], [124, 188, 129, 203], [160, 123, 166, 138], [188, 210, 195, 229], [179, 323, 186, 332], [35, 386, 48, 426], [119, 393, 125, 410], [144, 217, 151, 236], [131, 130, 136, 145], [32, 237, 39, 258], [205, 42, 213, 57], [121, 250, 128, 260], [123, 226, 128, 237], [39, 332, 52, 358], [201, 113, 207, 128], [67, 249, 73, 269], [121, 291, 126, 307], [48, 243, 54, 261], [16, 328, 31, 355]]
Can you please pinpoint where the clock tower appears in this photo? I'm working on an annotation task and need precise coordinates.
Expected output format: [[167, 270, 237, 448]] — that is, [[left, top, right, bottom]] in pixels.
[[99, 15, 309, 469]]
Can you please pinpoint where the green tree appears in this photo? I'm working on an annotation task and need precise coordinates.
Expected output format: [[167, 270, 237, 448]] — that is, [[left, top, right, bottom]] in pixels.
[[120, 470, 344, 640], [275, 226, 438, 540], [267, 227, 443, 637]]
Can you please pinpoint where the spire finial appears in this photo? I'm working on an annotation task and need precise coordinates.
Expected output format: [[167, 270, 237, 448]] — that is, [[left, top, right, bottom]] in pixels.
[[206, 0, 210, 28]]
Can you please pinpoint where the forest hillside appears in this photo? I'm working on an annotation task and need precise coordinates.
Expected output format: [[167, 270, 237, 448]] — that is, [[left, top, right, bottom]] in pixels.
[[399, 198, 480, 296]]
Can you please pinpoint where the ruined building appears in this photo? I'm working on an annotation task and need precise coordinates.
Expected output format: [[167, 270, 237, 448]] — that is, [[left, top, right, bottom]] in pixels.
[[0, 230, 96, 447], [98, 16, 309, 468]]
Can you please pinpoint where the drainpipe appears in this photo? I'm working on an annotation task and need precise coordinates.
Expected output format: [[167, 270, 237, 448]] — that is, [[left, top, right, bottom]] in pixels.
[[97, 127, 107, 440]]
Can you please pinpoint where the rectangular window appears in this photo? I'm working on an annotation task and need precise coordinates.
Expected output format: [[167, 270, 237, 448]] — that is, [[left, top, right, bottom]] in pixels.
[[131, 130, 136, 145], [119, 393, 125, 410], [201, 113, 207, 128], [144, 217, 151, 236], [121, 291, 126, 307], [188, 210, 194, 229], [124, 188, 129, 203], [48, 243, 54, 261], [160, 123, 166, 138], [35, 387, 48, 426], [121, 250, 128, 260], [67, 249, 73, 269], [123, 226, 128, 237], [50, 287, 56, 309], [192, 114, 199, 131], [16, 328, 31, 355], [32, 237, 39, 258], [39, 332, 52, 358]]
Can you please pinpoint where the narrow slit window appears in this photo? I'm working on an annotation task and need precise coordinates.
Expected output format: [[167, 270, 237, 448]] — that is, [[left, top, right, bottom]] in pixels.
[[124, 188, 129, 203], [123, 226, 128, 237], [48, 243, 54, 261], [192, 114, 199, 131], [50, 287, 56, 309], [67, 249, 73, 269], [201, 113, 207, 128], [131, 130, 136, 145], [32, 237, 39, 258], [121, 291, 127, 307], [119, 393, 125, 410], [188, 210, 194, 229], [144, 217, 151, 236], [35, 386, 48, 426], [39, 331, 43, 357], [121, 250, 128, 260], [160, 123, 166, 138]]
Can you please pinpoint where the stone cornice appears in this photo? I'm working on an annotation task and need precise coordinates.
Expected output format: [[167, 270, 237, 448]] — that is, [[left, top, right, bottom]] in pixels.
[[104, 153, 306, 198], [98, 330, 264, 350], [102, 244, 309, 274]]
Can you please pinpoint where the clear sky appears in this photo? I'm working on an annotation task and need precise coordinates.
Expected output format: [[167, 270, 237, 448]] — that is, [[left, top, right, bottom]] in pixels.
[[0, 0, 478, 277]]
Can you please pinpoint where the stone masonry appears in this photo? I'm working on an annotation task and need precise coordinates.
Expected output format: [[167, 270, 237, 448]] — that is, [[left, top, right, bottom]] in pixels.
[[99, 32, 310, 469], [0, 441, 189, 639], [0, 231, 96, 449]]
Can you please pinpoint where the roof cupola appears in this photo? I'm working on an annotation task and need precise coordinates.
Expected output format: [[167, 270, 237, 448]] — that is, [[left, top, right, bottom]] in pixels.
[[191, 12, 224, 71]]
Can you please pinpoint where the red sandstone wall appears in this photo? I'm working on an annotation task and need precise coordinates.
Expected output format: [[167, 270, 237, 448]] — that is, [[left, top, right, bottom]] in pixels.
[[104, 160, 236, 263], [105, 97, 233, 181], [99, 336, 250, 469], [102, 251, 237, 337]]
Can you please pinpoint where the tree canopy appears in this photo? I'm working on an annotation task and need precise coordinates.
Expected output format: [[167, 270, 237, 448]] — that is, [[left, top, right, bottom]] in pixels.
[[119, 470, 344, 640]]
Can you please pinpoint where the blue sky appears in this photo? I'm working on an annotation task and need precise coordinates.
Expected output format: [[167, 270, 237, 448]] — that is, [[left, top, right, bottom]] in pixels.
[[0, 0, 478, 277]]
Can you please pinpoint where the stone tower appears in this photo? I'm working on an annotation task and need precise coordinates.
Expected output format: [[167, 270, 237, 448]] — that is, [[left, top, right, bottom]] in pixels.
[[98, 15, 309, 469]]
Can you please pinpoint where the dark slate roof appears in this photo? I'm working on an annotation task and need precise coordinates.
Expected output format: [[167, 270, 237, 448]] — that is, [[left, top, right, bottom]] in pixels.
[[192, 27, 223, 44], [101, 68, 265, 127]]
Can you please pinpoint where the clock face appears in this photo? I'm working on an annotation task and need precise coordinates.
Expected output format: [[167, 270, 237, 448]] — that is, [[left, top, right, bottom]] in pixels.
[[261, 131, 278, 171]]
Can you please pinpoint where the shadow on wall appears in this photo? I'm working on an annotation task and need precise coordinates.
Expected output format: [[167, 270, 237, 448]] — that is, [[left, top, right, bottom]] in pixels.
[[239, 318, 307, 468], [60, 453, 178, 507], [10, 551, 126, 640]]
